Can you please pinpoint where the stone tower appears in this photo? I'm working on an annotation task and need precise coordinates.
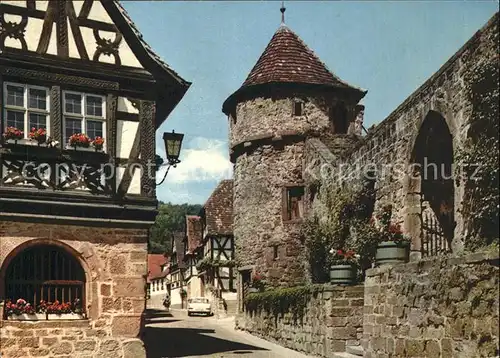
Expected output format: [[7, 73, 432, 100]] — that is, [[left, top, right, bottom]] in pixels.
[[222, 18, 366, 287]]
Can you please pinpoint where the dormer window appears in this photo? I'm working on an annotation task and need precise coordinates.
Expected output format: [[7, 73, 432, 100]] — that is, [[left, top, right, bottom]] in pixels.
[[293, 100, 304, 116], [63, 91, 106, 150], [3, 82, 50, 139]]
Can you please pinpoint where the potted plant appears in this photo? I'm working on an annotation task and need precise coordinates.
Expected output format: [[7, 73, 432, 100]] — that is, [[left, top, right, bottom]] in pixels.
[[92, 136, 105, 151], [69, 133, 91, 149], [3, 126, 23, 144], [28, 127, 47, 145], [249, 273, 265, 293], [5, 299, 45, 321], [374, 205, 411, 266], [329, 249, 358, 285]]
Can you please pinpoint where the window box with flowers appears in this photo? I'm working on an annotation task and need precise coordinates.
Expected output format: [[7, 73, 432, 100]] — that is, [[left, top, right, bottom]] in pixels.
[[329, 249, 358, 285], [3, 126, 24, 144], [374, 205, 411, 266], [4, 298, 85, 321], [28, 127, 47, 145], [39, 299, 85, 320], [5, 299, 46, 321]]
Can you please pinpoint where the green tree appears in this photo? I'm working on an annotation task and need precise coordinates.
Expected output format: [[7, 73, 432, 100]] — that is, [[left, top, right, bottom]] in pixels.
[[149, 202, 202, 254]]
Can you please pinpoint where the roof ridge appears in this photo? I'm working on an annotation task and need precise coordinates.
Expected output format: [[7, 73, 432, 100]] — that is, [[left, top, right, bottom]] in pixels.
[[239, 23, 365, 92], [283, 26, 365, 92]]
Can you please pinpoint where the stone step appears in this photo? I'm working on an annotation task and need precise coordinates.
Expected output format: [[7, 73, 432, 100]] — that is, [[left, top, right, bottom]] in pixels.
[[332, 353, 360, 358], [345, 345, 364, 356]]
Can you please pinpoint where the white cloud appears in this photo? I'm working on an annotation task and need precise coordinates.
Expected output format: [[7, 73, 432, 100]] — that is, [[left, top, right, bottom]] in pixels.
[[156, 137, 232, 184]]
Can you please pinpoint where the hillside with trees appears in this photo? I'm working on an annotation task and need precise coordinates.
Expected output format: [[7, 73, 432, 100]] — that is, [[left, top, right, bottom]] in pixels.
[[149, 202, 202, 254]]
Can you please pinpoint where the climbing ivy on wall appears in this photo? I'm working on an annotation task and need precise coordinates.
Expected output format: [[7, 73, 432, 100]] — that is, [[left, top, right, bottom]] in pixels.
[[457, 59, 499, 250], [302, 180, 379, 282], [244, 285, 321, 320]]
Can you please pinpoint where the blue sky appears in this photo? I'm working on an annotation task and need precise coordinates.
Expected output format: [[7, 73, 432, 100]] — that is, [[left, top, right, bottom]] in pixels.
[[122, 1, 498, 205]]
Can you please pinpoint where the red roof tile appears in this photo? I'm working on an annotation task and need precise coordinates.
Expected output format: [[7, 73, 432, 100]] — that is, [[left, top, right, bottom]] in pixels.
[[242, 25, 362, 90], [203, 180, 233, 236], [147, 254, 168, 282]]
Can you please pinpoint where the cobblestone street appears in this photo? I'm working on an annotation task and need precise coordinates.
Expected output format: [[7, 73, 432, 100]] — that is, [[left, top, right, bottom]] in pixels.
[[143, 309, 312, 358]]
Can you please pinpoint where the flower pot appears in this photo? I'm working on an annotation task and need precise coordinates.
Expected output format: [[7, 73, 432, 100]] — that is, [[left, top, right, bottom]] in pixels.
[[7, 313, 46, 321], [47, 313, 84, 320], [329, 264, 357, 285], [248, 287, 259, 293], [36, 136, 47, 145], [375, 241, 409, 266]]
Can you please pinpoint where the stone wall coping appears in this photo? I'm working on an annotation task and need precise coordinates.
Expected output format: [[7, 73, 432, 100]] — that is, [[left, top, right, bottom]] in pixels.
[[319, 284, 364, 292], [1, 319, 91, 329], [366, 249, 500, 277]]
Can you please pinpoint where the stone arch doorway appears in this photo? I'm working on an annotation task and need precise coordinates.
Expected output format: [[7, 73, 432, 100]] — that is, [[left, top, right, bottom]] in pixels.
[[1, 241, 87, 316], [407, 111, 455, 257]]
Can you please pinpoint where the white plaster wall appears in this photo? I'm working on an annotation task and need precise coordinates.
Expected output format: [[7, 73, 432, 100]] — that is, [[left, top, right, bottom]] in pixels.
[[116, 120, 139, 158], [1, 1, 144, 68], [117, 97, 139, 114], [128, 168, 141, 195]]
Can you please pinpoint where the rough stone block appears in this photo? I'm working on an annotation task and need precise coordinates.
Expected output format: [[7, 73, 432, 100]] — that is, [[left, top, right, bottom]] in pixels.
[[111, 315, 142, 337], [114, 278, 145, 297], [74, 339, 97, 352], [405, 339, 425, 357]]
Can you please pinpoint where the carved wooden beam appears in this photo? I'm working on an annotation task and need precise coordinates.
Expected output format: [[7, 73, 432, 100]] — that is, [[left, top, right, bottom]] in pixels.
[[106, 94, 118, 194], [139, 100, 156, 198], [50, 86, 62, 147], [0, 67, 119, 90]]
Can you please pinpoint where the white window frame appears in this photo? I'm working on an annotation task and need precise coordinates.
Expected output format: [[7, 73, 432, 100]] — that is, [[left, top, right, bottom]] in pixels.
[[62, 90, 107, 151], [3, 82, 51, 141]]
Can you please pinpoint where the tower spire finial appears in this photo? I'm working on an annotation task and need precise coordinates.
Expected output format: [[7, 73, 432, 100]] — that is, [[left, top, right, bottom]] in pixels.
[[280, 1, 286, 24]]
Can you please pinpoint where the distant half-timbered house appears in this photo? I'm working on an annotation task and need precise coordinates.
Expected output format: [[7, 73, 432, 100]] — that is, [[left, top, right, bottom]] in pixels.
[[182, 215, 203, 299], [197, 180, 236, 315], [167, 231, 186, 308], [0, 1, 189, 357]]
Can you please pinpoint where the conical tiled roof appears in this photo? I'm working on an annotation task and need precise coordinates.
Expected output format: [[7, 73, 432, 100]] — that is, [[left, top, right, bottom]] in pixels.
[[243, 25, 362, 90], [223, 25, 365, 113]]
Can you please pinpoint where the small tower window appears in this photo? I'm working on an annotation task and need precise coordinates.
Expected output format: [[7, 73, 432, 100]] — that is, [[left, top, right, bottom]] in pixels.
[[273, 245, 279, 260], [283, 186, 305, 221], [230, 109, 237, 124], [331, 103, 348, 134], [293, 101, 304, 116]]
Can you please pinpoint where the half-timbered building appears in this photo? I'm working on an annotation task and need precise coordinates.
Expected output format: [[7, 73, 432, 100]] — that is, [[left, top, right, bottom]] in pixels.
[[0, 1, 189, 357], [182, 215, 203, 299], [167, 231, 186, 309], [196, 179, 236, 315]]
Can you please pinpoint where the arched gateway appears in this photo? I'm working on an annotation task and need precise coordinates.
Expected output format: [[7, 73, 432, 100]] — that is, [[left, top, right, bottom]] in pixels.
[[407, 111, 455, 257]]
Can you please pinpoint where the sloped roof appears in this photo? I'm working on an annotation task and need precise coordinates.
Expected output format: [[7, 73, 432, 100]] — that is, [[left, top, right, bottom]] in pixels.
[[203, 180, 233, 236], [185, 215, 203, 254], [147, 254, 167, 282], [223, 25, 365, 113], [110, 0, 189, 87], [243, 25, 361, 89], [104, 1, 191, 127]]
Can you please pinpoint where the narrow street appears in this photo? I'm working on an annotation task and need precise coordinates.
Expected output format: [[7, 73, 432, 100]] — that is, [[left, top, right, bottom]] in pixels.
[[143, 309, 312, 358]]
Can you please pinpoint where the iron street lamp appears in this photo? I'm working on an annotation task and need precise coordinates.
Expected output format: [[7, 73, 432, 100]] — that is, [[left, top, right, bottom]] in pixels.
[[156, 130, 184, 186]]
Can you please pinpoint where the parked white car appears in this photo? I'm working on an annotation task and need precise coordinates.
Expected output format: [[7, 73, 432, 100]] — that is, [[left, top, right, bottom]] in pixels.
[[187, 297, 213, 316]]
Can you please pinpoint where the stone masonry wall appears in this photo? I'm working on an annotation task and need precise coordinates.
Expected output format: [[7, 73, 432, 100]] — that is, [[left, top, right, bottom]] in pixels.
[[230, 93, 343, 148], [236, 285, 364, 357], [305, 13, 499, 256], [363, 251, 499, 358], [231, 90, 363, 287], [0, 221, 148, 358], [233, 142, 306, 287]]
